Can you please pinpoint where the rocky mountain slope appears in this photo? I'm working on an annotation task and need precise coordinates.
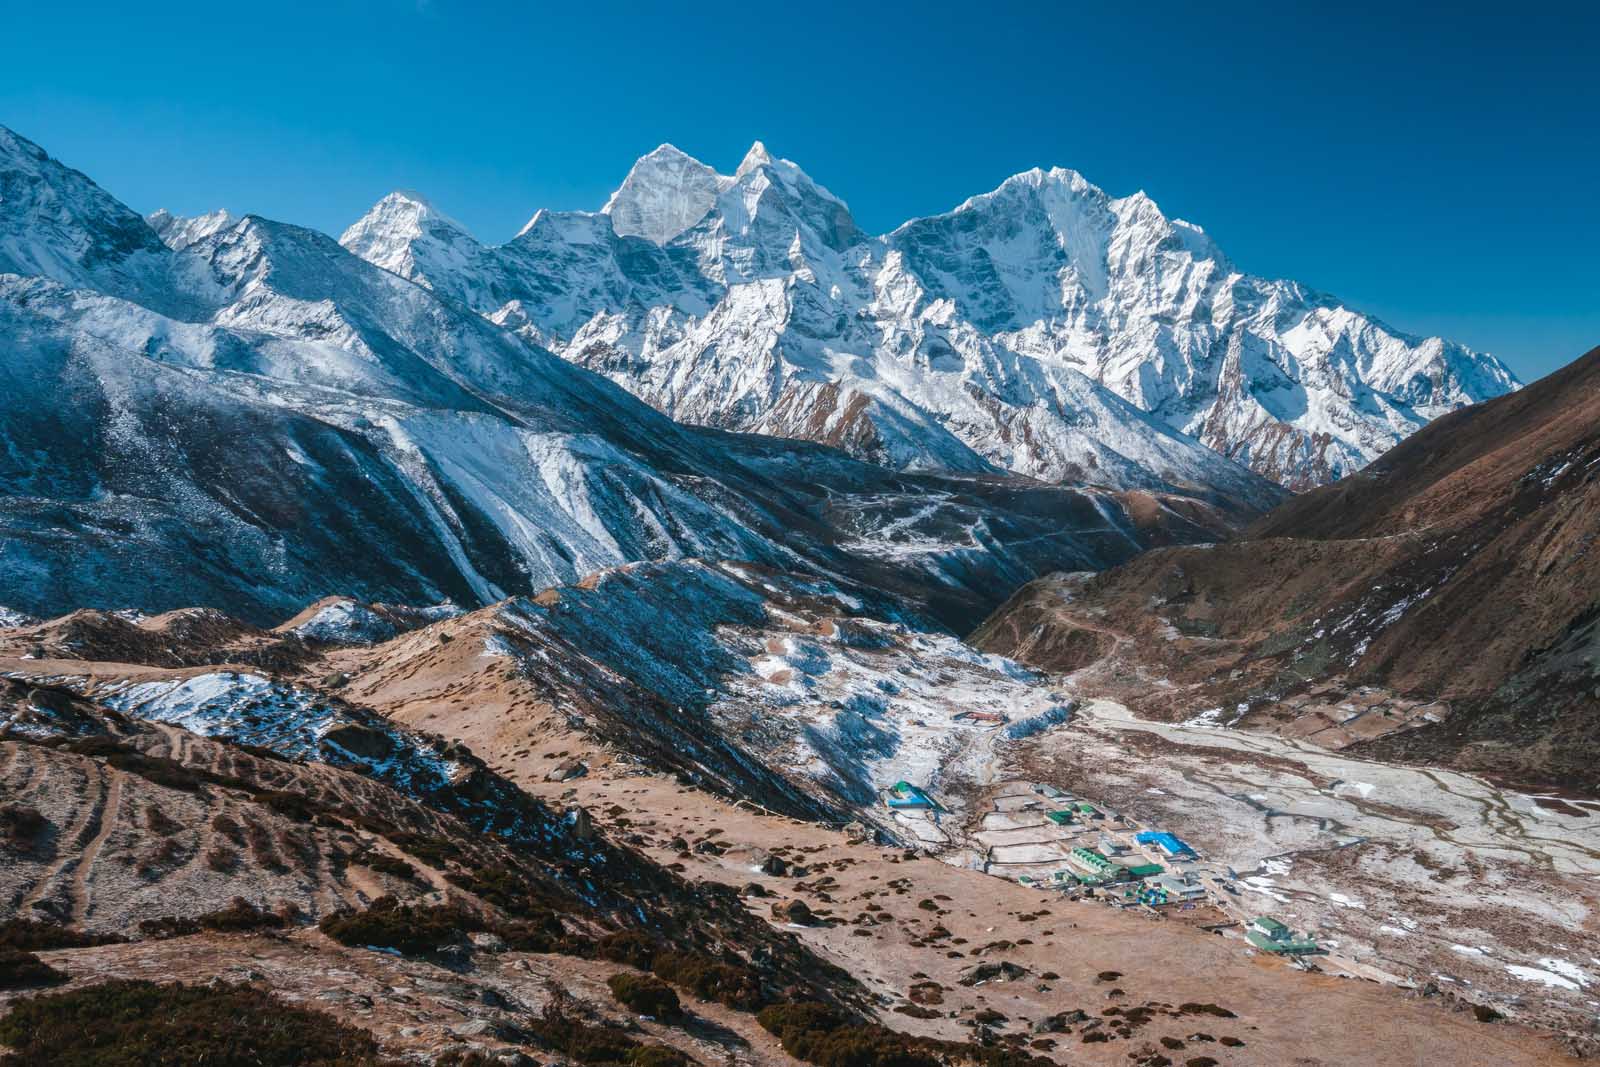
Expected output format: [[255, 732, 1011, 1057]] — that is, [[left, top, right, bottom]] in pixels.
[[0, 125, 1262, 631], [1, 583, 1590, 1065], [342, 142, 1517, 491], [973, 346, 1600, 789]]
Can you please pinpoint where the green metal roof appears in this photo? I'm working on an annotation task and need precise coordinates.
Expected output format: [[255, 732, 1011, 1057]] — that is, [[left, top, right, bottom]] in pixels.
[[1126, 863, 1164, 878], [1247, 929, 1321, 955]]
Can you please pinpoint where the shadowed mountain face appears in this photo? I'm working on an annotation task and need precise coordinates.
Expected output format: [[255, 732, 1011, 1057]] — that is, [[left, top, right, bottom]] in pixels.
[[341, 143, 1516, 493], [0, 125, 1274, 632], [973, 346, 1600, 789]]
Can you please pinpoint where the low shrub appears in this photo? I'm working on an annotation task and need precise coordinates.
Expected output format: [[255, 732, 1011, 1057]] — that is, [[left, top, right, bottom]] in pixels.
[[497, 917, 563, 952], [210, 813, 246, 845], [318, 895, 486, 957], [257, 790, 320, 823], [202, 897, 287, 932], [138, 897, 287, 940], [445, 862, 571, 928], [1177, 1003, 1235, 1019], [608, 973, 682, 1019], [0, 949, 67, 991], [136, 837, 185, 878], [0, 804, 49, 851], [0, 919, 123, 952], [144, 803, 182, 837], [0, 979, 389, 1066], [893, 1004, 942, 1020], [528, 1003, 694, 1067], [205, 846, 239, 872], [758, 1003, 938, 1067], [243, 819, 282, 871], [651, 950, 768, 1011], [585, 936, 766, 1011], [358, 853, 417, 881], [757, 1002, 1054, 1067], [384, 830, 463, 868], [592, 931, 662, 969], [627, 1047, 696, 1067]]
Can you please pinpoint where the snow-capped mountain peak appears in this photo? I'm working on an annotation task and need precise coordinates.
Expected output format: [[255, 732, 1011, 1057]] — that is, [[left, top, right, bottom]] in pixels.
[[333, 140, 1519, 491], [0, 126, 221, 317], [602, 143, 724, 245], [735, 139, 773, 176], [148, 207, 238, 252], [339, 189, 480, 282]]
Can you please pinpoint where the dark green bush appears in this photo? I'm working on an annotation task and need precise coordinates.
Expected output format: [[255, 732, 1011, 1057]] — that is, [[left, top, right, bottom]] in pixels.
[[256, 790, 320, 823], [0, 979, 388, 1066], [445, 861, 571, 928], [210, 812, 246, 845], [627, 1047, 696, 1067], [592, 931, 662, 969], [0, 804, 49, 851], [138, 897, 286, 940], [0, 919, 123, 952], [317, 895, 486, 957], [651, 950, 767, 1011], [608, 973, 682, 1018], [0, 949, 67, 991], [1178, 1003, 1235, 1019], [756, 1002, 1054, 1067], [358, 853, 417, 881], [893, 1004, 941, 1020], [203, 897, 287, 932], [143, 804, 182, 837], [497, 917, 563, 952], [588, 934, 766, 1010], [757, 1004, 937, 1067], [383, 830, 463, 868], [527, 1003, 694, 1067]]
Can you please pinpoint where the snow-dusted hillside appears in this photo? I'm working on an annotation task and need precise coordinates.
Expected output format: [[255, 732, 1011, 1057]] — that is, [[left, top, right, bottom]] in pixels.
[[344, 143, 1517, 491], [0, 125, 1243, 627]]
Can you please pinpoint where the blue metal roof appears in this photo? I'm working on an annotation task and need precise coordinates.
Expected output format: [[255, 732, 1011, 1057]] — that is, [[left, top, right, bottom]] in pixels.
[[1135, 831, 1195, 855]]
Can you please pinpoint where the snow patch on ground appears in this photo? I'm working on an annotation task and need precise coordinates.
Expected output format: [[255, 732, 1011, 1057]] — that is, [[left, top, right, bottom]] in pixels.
[[1506, 965, 1582, 991], [290, 600, 399, 645]]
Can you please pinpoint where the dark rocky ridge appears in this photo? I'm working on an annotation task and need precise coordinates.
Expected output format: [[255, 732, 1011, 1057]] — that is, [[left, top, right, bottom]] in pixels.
[[973, 346, 1600, 791]]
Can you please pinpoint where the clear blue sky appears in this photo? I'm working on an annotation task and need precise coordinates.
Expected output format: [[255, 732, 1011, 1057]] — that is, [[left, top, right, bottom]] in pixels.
[[5, 1, 1596, 381]]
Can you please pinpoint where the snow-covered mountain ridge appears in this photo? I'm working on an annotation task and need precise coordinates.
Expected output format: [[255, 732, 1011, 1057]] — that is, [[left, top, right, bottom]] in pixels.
[[342, 142, 1519, 491], [0, 125, 1257, 627]]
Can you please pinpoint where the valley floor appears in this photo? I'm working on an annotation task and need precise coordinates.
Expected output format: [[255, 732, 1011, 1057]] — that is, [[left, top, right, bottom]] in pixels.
[[524, 761, 1582, 1066], [2, 571, 1594, 1064]]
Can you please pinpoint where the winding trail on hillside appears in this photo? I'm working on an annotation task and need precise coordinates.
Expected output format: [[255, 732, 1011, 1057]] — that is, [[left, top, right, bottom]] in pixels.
[[67, 767, 123, 924]]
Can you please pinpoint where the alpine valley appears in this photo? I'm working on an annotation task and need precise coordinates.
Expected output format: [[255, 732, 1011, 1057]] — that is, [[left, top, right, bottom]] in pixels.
[[1, 124, 1594, 1067]]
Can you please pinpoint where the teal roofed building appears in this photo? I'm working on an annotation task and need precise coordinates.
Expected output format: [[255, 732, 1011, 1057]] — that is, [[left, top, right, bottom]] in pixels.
[[1246, 916, 1322, 955]]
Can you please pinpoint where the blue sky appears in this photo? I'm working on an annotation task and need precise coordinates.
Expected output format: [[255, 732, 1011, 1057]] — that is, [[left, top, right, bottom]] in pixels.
[[4, 0, 1596, 381]]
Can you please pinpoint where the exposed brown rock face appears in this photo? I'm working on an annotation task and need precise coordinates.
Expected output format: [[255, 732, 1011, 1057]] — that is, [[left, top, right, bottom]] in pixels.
[[974, 347, 1600, 790]]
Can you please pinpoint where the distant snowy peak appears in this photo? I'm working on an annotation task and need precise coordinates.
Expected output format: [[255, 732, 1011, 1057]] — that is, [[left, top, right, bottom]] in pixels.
[[148, 208, 237, 251], [598, 140, 860, 253], [339, 190, 482, 283], [0, 127, 218, 317], [337, 141, 1518, 491], [602, 143, 725, 245]]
